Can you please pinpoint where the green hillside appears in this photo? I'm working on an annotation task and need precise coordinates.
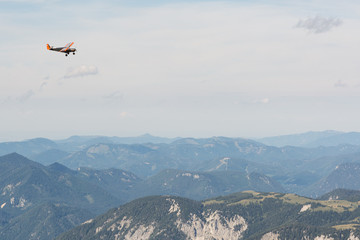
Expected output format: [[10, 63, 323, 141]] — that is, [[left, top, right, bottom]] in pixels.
[[56, 191, 360, 240], [0, 202, 93, 240]]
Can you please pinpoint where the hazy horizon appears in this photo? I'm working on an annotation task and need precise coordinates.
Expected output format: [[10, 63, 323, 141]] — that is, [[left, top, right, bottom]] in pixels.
[[0, 129, 349, 142]]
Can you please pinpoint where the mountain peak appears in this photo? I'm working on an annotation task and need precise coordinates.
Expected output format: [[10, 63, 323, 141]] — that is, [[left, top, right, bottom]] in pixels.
[[139, 133, 154, 137], [0, 152, 38, 166], [47, 162, 73, 174]]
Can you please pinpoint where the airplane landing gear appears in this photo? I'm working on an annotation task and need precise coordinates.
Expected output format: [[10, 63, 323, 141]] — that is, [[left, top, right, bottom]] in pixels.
[[73, 52, 75, 55], [65, 53, 68, 57]]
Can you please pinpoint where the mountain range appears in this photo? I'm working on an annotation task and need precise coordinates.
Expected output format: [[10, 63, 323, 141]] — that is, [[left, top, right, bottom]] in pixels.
[[33, 137, 360, 173], [56, 191, 360, 240], [2, 131, 360, 239], [0, 153, 136, 240], [131, 169, 284, 200], [1, 151, 360, 239], [305, 162, 360, 198], [258, 130, 360, 147], [0, 134, 177, 157], [0, 153, 286, 239], [2, 132, 360, 196]]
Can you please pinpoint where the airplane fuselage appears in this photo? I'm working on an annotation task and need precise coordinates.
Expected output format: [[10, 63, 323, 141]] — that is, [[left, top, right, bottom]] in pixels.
[[49, 47, 76, 54], [47, 42, 76, 56]]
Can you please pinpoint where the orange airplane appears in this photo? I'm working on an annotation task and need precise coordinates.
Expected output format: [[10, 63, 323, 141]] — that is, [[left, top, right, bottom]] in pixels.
[[47, 42, 76, 56]]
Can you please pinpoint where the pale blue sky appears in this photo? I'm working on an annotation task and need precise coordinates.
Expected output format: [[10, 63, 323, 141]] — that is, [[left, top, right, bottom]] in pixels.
[[1, 0, 360, 141]]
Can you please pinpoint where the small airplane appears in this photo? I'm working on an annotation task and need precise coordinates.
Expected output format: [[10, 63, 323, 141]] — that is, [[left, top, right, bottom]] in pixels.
[[46, 42, 76, 56]]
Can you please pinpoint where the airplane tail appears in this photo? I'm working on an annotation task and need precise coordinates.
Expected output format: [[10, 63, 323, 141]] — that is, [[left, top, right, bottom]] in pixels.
[[46, 44, 51, 50]]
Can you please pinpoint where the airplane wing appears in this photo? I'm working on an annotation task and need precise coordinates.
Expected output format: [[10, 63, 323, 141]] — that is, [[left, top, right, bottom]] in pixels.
[[60, 42, 74, 52]]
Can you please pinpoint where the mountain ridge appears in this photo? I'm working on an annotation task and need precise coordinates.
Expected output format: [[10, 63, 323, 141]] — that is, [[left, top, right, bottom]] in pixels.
[[56, 191, 360, 240], [257, 130, 360, 147]]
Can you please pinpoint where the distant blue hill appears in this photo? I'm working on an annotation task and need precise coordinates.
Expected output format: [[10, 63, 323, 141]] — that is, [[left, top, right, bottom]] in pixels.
[[257, 130, 360, 147], [54, 134, 179, 151]]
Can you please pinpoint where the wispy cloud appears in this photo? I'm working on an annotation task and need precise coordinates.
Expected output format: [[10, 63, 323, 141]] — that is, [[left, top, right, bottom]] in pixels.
[[39, 81, 47, 91], [102, 91, 124, 103], [2, 80, 50, 104], [0, 96, 12, 105], [103, 91, 124, 100], [16, 90, 35, 102], [254, 98, 270, 104], [295, 16, 343, 34], [64, 65, 98, 79], [334, 80, 347, 88]]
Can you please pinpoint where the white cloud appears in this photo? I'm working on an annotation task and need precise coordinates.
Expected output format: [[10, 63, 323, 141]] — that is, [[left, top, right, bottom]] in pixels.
[[254, 98, 270, 104], [295, 16, 343, 34], [261, 98, 270, 104], [64, 65, 98, 79], [119, 111, 133, 119]]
